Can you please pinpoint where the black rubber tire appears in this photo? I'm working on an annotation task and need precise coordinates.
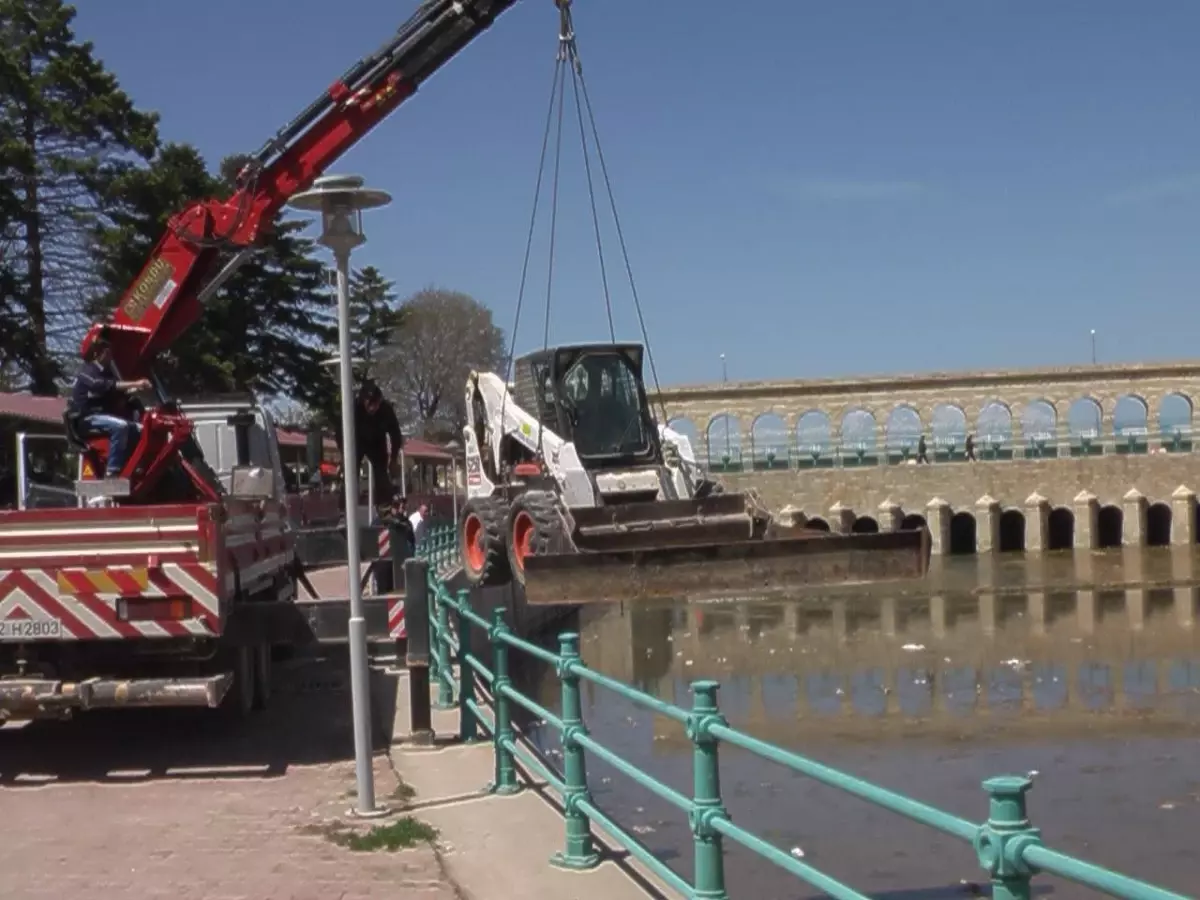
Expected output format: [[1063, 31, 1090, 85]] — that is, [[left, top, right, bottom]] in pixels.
[[459, 497, 511, 586], [220, 644, 255, 718], [252, 643, 272, 711], [506, 490, 569, 587]]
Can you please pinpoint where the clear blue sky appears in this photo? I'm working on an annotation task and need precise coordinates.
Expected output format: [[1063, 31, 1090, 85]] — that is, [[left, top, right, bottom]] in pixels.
[[73, 0, 1200, 388]]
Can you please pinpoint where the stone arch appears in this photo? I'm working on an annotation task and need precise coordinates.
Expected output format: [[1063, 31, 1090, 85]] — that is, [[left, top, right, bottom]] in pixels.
[[1067, 397, 1103, 456], [840, 408, 878, 466], [706, 413, 743, 471], [851, 516, 879, 534], [1020, 399, 1057, 458], [1097, 504, 1123, 549], [998, 509, 1025, 553], [949, 511, 976, 555], [884, 405, 922, 462], [796, 410, 833, 468], [1113, 395, 1149, 454], [750, 412, 790, 470], [1159, 393, 1193, 452], [976, 400, 1014, 459], [665, 416, 700, 453], [930, 403, 967, 460], [901, 513, 927, 531], [806, 516, 831, 532], [1146, 503, 1171, 547], [1047, 507, 1074, 551]]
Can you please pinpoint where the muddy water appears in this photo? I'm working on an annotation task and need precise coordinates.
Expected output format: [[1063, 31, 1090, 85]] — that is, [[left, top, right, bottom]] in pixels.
[[508, 548, 1200, 898]]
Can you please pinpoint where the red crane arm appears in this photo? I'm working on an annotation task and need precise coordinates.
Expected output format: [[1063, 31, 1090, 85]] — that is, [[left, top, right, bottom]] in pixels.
[[89, 0, 528, 379]]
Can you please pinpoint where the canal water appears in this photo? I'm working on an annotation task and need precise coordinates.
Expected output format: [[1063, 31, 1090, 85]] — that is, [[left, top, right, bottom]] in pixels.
[[508, 548, 1200, 898]]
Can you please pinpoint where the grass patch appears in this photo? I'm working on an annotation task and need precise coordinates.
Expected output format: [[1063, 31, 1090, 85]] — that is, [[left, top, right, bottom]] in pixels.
[[322, 818, 439, 852]]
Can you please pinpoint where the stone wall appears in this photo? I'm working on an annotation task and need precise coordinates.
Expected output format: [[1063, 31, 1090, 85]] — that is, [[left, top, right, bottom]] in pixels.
[[719, 454, 1197, 517]]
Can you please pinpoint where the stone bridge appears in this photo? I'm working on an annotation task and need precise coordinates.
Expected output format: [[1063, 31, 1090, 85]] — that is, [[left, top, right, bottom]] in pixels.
[[650, 362, 1200, 554]]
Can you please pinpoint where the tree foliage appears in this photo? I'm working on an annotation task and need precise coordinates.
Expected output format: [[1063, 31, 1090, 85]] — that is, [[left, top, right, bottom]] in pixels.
[[0, 0, 158, 394], [349, 265, 401, 376], [88, 143, 338, 407], [376, 286, 506, 438]]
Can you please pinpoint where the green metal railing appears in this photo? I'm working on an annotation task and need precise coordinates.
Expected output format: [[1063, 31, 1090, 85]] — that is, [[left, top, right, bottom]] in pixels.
[[414, 524, 1191, 900]]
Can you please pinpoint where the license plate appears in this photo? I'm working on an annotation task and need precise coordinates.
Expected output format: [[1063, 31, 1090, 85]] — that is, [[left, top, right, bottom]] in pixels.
[[0, 618, 63, 641]]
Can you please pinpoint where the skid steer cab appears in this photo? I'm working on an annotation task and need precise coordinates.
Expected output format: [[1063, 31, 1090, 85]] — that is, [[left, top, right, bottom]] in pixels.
[[456, 343, 933, 607]]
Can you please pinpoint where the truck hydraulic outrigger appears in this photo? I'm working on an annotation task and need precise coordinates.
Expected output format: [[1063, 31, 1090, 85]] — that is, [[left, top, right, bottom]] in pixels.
[[73, 0, 538, 504]]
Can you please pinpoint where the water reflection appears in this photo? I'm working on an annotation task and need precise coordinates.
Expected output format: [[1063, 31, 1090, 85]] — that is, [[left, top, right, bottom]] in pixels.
[[504, 549, 1200, 897], [510, 550, 1200, 743]]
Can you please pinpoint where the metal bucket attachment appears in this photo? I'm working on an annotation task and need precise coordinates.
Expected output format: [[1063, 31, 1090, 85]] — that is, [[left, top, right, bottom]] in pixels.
[[569, 493, 769, 552], [521, 527, 932, 606]]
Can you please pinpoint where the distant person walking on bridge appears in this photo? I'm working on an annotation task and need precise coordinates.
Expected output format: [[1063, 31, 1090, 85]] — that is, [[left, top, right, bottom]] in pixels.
[[964, 432, 976, 461], [336, 379, 404, 513], [916, 434, 929, 464]]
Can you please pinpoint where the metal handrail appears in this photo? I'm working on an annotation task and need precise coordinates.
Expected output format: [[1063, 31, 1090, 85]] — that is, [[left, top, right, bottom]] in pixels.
[[412, 524, 1192, 900]]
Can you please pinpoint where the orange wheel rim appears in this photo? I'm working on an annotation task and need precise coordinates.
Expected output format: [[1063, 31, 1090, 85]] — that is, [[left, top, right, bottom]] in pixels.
[[512, 511, 535, 571], [463, 514, 486, 573]]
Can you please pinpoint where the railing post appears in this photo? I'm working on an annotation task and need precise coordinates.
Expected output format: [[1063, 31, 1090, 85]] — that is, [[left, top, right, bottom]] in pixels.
[[974, 776, 1042, 900], [434, 586, 454, 710], [488, 607, 520, 795], [688, 680, 729, 900], [426, 570, 441, 689], [456, 588, 477, 742], [551, 632, 600, 870], [401, 557, 433, 745]]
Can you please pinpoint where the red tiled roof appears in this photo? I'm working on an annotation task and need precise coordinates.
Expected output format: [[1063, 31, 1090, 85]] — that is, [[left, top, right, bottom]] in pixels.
[[0, 392, 67, 425]]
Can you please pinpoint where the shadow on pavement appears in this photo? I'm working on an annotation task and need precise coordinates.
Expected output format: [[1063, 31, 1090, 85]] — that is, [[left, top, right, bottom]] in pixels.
[[0, 646, 400, 787]]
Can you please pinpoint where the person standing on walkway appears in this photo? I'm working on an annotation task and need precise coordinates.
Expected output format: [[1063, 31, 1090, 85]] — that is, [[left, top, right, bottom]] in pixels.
[[916, 434, 929, 464], [409, 501, 430, 548], [964, 432, 976, 461]]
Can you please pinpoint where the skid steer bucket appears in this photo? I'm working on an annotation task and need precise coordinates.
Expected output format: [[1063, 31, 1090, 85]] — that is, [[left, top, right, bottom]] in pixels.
[[520, 494, 932, 606]]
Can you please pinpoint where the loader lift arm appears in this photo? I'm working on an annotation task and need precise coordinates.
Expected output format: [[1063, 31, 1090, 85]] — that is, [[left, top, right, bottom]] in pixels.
[[84, 0, 526, 379]]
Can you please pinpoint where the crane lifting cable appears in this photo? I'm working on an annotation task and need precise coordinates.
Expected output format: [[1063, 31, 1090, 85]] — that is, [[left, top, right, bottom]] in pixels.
[[503, 0, 669, 429]]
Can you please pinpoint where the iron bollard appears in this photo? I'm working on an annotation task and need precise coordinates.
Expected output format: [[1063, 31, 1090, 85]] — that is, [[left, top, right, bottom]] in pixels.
[[401, 557, 433, 743], [552, 632, 600, 870], [688, 680, 729, 900], [456, 588, 477, 742], [975, 776, 1041, 900], [489, 607, 520, 795], [434, 585, 454, 710]]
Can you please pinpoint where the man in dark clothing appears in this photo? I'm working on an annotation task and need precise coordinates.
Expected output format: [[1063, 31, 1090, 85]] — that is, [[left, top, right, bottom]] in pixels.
[[335, 380, 404, 509], [67, 339, 151, 477], [916, 434, 929, 465]]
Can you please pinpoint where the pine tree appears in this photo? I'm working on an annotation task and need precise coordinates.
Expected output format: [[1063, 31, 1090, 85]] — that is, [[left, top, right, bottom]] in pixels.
[[348, 265, 401, 377], [0, 0, 158, 393], [88, 144, 338, 408]]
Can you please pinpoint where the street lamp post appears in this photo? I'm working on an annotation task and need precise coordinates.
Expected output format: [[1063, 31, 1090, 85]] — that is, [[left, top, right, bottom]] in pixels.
[[719, 353, 730, 457], [289, 174, 392, 818], [1090, 329, 1097, 365]]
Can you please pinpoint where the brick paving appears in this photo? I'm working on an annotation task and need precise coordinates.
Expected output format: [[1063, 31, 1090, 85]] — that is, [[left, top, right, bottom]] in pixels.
[[0, 652, 459, 900]]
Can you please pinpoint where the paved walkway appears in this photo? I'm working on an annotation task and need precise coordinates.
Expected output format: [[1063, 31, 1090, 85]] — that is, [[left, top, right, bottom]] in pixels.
[[0, 653, 454, 900], [386, 669, 673, 900]]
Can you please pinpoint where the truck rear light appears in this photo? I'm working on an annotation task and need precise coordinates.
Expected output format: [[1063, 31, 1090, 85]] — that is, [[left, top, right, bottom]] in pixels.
[[117, 597, 194, 622]]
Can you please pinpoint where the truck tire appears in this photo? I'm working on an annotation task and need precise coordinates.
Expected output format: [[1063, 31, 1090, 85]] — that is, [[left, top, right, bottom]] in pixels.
[[506, 490, 569, 587], [252, 643, 272, 710], [222, 644, 255, 717], [459, 497, 510, 587]]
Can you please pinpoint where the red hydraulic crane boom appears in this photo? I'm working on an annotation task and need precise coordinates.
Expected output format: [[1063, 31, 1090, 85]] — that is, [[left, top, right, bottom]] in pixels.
[[86, 0, 529, 379]]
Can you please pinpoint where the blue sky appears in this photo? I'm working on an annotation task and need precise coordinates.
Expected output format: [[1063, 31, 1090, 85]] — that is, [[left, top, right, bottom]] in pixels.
[[74, 0, 1199, 388]]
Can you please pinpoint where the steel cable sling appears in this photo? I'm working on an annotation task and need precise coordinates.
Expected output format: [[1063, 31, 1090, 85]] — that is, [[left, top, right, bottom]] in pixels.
[[501, 0, 669, 453]]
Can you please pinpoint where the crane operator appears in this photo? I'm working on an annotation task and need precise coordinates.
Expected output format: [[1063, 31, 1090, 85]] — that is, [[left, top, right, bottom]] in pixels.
[[67, 338, 151, 479], [335, 379, 404, 512]]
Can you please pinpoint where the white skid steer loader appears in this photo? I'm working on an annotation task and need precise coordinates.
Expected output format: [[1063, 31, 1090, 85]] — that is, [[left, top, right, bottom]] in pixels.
[[458, 343, 930, 605]]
